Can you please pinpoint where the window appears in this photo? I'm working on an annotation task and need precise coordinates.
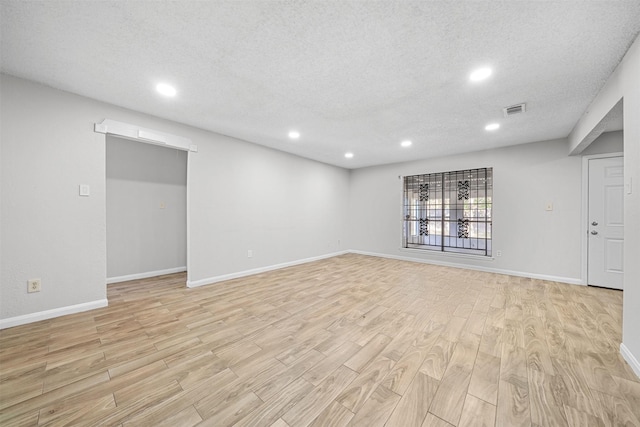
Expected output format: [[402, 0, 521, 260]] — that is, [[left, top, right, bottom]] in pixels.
[[403, 168, 492, 256]]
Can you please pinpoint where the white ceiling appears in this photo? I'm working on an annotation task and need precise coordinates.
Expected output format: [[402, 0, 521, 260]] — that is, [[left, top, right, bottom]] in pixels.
[[2, 1, 639, 169]]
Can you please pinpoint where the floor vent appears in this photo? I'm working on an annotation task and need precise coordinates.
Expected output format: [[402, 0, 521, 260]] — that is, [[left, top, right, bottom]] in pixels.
[[503, 103, 526, 117]]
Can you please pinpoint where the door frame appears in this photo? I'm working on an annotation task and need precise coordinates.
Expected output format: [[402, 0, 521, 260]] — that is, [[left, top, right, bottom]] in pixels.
[[581, 152, 624, 286], [95, 119, 195, 287]]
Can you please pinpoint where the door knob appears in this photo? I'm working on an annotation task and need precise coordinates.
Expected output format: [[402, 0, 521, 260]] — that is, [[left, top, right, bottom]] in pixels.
[[591, 221, 598, 226], [591, 230, 598, 235]]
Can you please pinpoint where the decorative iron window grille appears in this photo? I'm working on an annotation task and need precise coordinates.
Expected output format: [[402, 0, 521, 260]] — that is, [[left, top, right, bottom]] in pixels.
[[403, 168, 492, 256]]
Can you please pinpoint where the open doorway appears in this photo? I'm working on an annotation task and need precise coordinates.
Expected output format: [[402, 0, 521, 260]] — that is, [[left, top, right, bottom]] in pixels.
[[106, 135, 187, 284]]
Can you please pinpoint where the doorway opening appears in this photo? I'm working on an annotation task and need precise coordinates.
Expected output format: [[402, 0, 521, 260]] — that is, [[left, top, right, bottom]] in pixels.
[[106, 135, 188, 284]]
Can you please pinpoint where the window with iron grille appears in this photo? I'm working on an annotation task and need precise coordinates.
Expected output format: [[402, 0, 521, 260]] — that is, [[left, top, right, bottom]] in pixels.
[[403, 168, 492, 256]]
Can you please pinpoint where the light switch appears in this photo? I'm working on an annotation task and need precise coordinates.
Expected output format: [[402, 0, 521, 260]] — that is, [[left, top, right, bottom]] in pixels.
[[625, 177, 632, 195], [79, 184, 90, 197], [545, 202, 553, 211]]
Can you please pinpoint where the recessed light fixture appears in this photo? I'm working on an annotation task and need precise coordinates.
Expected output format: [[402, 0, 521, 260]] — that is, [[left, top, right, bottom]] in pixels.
[[469, 67, 492, 82], [156, 83, 177, 97], [344, 152, 354, 159], [401, 140, 412, 147], [288, 131, 300, 139], [485, 123, 500, 131]]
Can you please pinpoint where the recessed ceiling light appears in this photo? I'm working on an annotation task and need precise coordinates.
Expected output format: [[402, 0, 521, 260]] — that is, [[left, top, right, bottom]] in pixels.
[[344, 152, 354, 159], [288, 131, 300, 139], [401, 140, 412, 147], [485, 123, 500, 131], [469, 67, 492, 82], [156, 83, 177, 97]]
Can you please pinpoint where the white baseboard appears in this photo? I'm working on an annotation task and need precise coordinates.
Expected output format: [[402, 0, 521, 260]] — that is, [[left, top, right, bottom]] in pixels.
[[0, 299, 108, 330], [107, 266, 187, 284], [621, 343, 640, 379], [1, 249, 584, 329], [350, 250, 582, 285], [187, 251, 349, 288]]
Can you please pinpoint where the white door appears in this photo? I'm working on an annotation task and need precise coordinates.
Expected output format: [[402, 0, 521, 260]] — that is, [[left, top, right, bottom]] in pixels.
[[588, 156, 624, 290]]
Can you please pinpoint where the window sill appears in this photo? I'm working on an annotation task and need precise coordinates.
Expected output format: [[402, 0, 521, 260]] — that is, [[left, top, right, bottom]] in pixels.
[[398, 247, 495, 261]]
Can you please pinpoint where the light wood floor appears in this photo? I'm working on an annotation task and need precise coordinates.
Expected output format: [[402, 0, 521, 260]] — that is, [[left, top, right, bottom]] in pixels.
[[1, 254, 639, 427]]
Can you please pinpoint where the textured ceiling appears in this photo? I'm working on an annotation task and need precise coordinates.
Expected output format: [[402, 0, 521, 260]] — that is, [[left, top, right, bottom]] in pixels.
[[2, 1, 639, 169]]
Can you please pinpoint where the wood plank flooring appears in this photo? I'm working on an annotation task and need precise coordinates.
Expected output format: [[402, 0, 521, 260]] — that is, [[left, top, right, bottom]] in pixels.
[[1, 253, 639, 426]]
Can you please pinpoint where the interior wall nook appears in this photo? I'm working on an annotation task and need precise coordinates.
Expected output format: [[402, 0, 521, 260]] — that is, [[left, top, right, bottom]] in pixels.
[[96, 119, 193, 285], [106, 136, 188, 284]]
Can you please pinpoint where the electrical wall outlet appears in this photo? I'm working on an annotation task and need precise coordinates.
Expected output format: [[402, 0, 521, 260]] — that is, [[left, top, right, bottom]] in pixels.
[[28, 279, 41, 293], [496, 250, 502, 257]]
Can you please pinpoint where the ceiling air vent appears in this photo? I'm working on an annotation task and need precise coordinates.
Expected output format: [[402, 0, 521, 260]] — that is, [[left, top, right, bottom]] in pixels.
[[503, 103, 526, 117]]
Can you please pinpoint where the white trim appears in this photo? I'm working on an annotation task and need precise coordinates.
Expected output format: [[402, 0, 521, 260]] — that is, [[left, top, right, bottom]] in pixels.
[[620, 343, 640, 379], [187, 251, 348, 288], [350, 250, 581, 285], [581, 153, 624, 287], [0, 299, 108, 330], [107, 267, 187, 284], [399, 247, 495, 261], [186, 147, 192, 287], [99, 120, 191, 288], [94, 119, 194, 152], [399, 175, 406, 248]]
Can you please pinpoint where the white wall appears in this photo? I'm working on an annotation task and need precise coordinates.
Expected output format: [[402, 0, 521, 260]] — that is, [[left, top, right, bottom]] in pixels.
[[0, 74, 349, 326], [106, 136, 187, 280], [1, 75, 108, 323], [188, 131, 348, 285], [581, 130, 623, 156], [347, 138, 582, 283], [570, 35, 640, 376]]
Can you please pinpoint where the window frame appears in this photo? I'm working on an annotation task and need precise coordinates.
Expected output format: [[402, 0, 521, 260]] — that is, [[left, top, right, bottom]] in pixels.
[[401, 167, 493, 257]]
